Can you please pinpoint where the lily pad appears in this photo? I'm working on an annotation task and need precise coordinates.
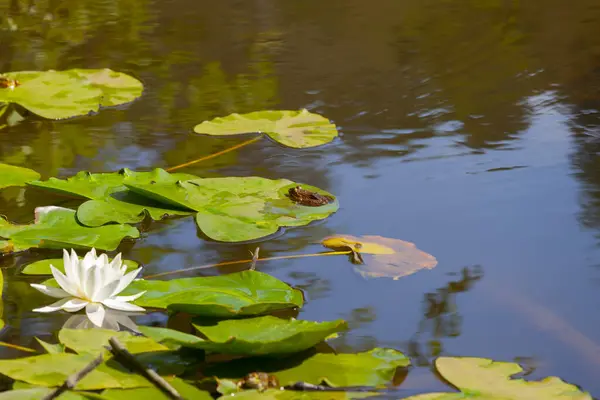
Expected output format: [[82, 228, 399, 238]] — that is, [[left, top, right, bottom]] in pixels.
[[322, 235, 437, 280], [217, 389, 377, 399], [193, 109, 338, 148], [0, 388, 92, 399], [101, 378, 212, 400], [28, 169, 196, 227], [0, 163, 40, 189], [139, 316, 347, 356], [124, 270, 304, 317], [0, 206, 139, 253], [0, 69, 143, 120], [0, 353, 150, 390], [21, 257, 139, 275], [207, 348, 409, 388], [403, 357, 592, 400], [125, 177, 338, 242]]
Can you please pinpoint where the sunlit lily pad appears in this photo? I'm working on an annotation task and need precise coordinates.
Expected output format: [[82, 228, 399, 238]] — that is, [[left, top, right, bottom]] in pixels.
[[125, 177, 338, 242], [193, 109, 338, 148], [102, 378, 212, 399], [124, 270, 304, 317], [21, 257, 139, 275], [208, 348, 409, 388], [403, 357, 592, 400], [0, 69, 143, 120], [0, 206, 139, 254], [0, 388, 90, 399], [29, 168, 196, 226], [139, 316, 347, 356], [322, 235, 437, 280], [0, 163, 40, 189], [0, 353, 151, 390], [217, 389, 378, 399]]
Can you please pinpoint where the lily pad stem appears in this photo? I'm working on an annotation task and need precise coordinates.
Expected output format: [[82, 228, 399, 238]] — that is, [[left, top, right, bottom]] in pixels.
[[166, 136, 261, 172]]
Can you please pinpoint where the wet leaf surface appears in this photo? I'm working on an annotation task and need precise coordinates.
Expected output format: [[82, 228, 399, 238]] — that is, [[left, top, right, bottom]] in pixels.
[[0, 163, 40, 189]]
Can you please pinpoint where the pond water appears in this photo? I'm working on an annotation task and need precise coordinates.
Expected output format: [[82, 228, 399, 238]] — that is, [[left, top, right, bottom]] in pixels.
[[2, 0, 600, 397]]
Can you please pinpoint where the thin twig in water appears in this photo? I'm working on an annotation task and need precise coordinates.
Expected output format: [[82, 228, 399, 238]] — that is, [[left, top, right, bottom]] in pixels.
[[42, 352, 104, 400], [108, 337, 183, 399], [249, 247, 260, 270]]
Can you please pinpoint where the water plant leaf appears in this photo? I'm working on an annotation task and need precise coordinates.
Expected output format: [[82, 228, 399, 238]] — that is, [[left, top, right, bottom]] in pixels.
[[322, 235, 437, 280], [125, 177, 338, 242], [22, 258, 139, 275], [0, 388, 93, 399], [0, 206, 139, 253], [0, 69, 143, 120], [124, 271, 304, 317], [207, 348, 409, 388], [58, 329, 168, 355], [139, 316, 347, 356], [403, 357, 593, 399], [28, 169, 196, 226], [0, 163, 40, 189], [0, 353, 150, 390], [35, 337, 65, 354], [193, 109, 338, 148], [217, 389, 377, 399], [101, 378, 212, 399]]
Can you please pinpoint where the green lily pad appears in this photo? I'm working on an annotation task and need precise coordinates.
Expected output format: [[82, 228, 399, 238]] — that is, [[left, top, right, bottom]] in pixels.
[[207, 348, 409, 388], [217, 389, 378, 399], [139, 316, 347, 356], [0, 69, 143, 120], [35, 337, 66, 354], [22, 257, 139, 275], [193, 109, 338, 148], [29, 169, 196, 227], [101, 378, 212, 400], [0, 163, 40, 189], [403, 357, 592, 400], [0, 388, 93, 399], [125, 177, 338, 242], [0, 353, 150, 390], [123, 271, 304, 317], [0, 206, 139, 253]]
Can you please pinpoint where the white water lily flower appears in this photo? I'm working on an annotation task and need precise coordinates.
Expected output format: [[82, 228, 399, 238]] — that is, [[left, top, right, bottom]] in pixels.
[[30, 248, 146, 327]]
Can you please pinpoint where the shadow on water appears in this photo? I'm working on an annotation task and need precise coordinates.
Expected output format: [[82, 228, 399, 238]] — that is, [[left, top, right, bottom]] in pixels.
[[2, 0, 600, 396]]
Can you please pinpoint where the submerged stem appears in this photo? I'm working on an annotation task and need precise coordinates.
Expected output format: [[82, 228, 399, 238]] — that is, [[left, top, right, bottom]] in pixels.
[[166, 136, 262, 172], [145, 251, 351, 279]]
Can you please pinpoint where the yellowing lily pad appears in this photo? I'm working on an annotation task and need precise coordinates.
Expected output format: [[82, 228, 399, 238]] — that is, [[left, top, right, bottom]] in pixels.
[[0, 69, 143, 120], [193, 109, 338, 148], [322, 235, 437, 280]]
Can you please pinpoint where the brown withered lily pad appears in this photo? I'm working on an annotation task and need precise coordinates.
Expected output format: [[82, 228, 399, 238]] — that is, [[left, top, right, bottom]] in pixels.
[[322, 235, 437, 280]]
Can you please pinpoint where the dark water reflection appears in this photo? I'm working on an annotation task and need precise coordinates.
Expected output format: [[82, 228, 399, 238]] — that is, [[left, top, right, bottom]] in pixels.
[[2, 0, 600, 396]]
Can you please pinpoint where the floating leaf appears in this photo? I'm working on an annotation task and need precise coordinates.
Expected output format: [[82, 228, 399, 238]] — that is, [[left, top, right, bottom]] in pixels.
[[217, 389, 377, 399], [22, 257, 139, 275], [0, 69, 143, 120], [193, 109, 338, 148], [58, 329, 168, 355], [0, 388, 92, 399], [102, 378, 212, 399], [403, 357, 593, 400], [0, 206, 139, 253], [0, 163, 40, 189], [124, 271, 304, 317], [29, 169, 195, 227], [0, 353, 150, 390], [125, 177, 338, 242], [140, 316, 347, 356], [34, 337, 65, 354], [207, 348, 409, 388], [322, 235, 437, 280]]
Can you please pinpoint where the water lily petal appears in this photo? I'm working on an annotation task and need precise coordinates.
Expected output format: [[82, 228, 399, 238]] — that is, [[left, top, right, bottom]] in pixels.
[[111, 267, 142, 297], [69, 249, 81, 283], [33, 298, 71, 313], [110, 253, 122, 270], [92, 279, 120, 302], [30, 283, 70, 299], [50, 266, 79, 297], [62, 249, 72, 279], [114, 290, 146, 303], [61, 298, 89, 312], [86, 302, 106, 327], [98, 253, 109, 269], [82, 248, 97, 271], [83, 265, 99, 299], [101, 298, 146, 312]]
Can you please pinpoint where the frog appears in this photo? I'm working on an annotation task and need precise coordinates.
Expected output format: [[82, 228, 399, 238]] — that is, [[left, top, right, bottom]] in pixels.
[[0, 76, 19, 89], [237, 372, 280, 392], [287, 186, 334, 207]]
